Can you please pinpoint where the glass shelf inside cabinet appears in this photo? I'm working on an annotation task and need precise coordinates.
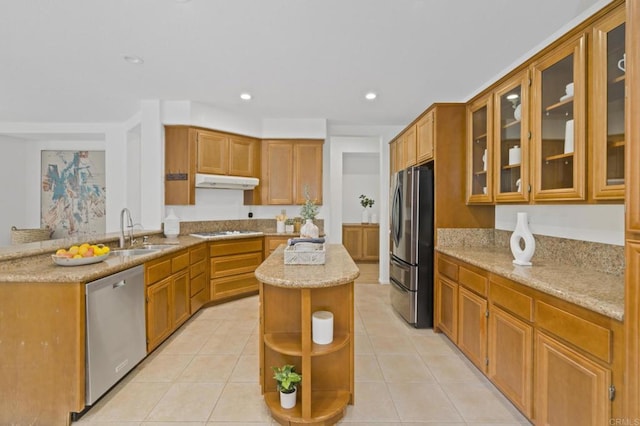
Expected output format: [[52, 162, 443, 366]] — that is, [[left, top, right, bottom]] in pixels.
[[540, 54, 575, 191], [498, 88, 523, 194], [605, 22, 625, 186], [471, 105, 489, 196]]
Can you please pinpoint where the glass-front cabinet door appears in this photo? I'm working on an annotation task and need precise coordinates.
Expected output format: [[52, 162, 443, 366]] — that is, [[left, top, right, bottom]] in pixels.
[[467, 94, 493, 203], [494, 72, 530, 202], [592, 6, 625, 200], [531, 34, 586, 201]]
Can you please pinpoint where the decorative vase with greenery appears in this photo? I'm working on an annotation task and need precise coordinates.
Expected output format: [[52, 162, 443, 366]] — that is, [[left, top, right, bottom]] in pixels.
[[359, 194, 375, 224], [300, 186, 320, 238], [272, 364, 302, 409]]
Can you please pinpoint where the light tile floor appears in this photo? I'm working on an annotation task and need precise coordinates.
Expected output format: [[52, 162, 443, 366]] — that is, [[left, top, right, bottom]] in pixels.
[[74, 274, 531, 425]]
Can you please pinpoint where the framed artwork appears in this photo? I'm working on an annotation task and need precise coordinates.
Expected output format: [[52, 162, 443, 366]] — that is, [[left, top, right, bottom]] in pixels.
[[41, 150, 106, 239]]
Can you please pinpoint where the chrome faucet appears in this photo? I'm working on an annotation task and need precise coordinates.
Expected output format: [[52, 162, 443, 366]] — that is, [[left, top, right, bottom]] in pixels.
[[119, 208, 135, 248]]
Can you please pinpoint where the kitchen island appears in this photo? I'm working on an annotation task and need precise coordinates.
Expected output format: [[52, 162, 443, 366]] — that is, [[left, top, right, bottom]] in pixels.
[[255, 244, 359, 426]]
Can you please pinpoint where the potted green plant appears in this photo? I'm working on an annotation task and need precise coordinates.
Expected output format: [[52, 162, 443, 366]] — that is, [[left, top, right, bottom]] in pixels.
[[300, 186, 320, 238], [359, 194, 375, 223], [285, 218, 295, 233], [272, 364, 302, 409]]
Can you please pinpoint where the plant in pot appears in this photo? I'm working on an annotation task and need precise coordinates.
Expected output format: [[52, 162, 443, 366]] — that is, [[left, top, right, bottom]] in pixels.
[[300, 186, 320, 238], [359, 194, 375, 223], [272, 364, 302, 409], [285, 218, 295, 233]]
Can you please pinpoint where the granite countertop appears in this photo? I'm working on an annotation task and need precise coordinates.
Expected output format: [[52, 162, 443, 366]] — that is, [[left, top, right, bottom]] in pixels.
[[255, 244, 359, 288], [436, 245, 624, 321], [0, 232, 268, 284]]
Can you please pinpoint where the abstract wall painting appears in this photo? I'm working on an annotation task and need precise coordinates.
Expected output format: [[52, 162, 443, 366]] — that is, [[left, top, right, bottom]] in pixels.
[[41, 150, 106, 239]]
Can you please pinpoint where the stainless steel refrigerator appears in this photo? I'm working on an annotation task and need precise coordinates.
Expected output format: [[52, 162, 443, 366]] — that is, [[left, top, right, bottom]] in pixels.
[[389, 163, 434, 328]]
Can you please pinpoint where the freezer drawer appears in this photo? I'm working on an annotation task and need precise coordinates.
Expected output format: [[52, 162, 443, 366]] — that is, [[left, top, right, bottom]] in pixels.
[[390, 256, 417, 291], [389, 278, 417, 325]]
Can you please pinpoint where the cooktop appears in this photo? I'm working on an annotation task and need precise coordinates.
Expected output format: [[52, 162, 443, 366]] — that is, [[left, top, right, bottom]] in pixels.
[[190, 230, 263, 238]]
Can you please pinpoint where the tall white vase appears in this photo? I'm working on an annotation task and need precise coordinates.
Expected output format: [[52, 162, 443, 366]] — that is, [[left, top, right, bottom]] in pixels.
[[510, 212, 535, 266], [361, 209, 370, 224]]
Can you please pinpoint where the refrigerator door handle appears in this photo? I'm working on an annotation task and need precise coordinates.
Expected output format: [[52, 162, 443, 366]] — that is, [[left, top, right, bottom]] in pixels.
[[391, 180, 402, 247]]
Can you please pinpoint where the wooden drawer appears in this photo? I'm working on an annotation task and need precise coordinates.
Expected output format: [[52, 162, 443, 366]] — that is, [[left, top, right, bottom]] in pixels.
[[437, 255, 459, 281], [535, 301, 611, 363], [190, 287, 209, 314], [489, 279, 533, 322], [210, 237, 263, 257], [459, 266, 488, 296], [171, 251, 190, 273], [145, 258, 172, 285], [190, 244, 207, 263], [190, 272, 207, 297], [211, 271, 259, 300], [210, 252, 263, 279], [190, 258, 207, 279]]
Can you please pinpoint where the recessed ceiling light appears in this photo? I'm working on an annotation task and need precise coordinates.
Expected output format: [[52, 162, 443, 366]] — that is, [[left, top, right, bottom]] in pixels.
[[175, 0, 191, 3], [365, 92, 377, 101], [123, 55, 144, 65], [240, 93, 252, 101]]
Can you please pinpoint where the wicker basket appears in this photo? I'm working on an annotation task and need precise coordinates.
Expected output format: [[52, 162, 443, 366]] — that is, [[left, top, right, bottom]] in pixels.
[[284, 243, 326, 265], [11, 226, 53, 244]]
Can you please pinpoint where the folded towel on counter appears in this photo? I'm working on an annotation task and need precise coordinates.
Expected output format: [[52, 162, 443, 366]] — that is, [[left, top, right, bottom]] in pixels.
[[287, 237, 325, 246]]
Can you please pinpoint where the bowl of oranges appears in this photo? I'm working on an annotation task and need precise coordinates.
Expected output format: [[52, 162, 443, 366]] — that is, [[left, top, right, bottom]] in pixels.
[[52, 243, 111, 266]]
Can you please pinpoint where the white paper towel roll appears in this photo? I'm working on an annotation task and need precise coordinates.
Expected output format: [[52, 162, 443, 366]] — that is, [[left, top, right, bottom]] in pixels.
[[564, 119, 574, 154], [312, 311, 333, 345]]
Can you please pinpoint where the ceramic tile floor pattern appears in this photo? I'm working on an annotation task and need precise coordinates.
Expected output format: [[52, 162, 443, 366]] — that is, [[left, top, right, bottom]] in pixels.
[[74, 269, 532, 426]]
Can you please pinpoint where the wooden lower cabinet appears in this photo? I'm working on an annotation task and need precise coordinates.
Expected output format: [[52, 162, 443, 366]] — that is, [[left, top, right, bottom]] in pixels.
[[210, 237, 263, 301], [435, 276, 458, 341], [435, 251, 621, 424], [145, 249, 191, 352], [457, 286, 487, 372], [535, 331, 611, 425], [264, 235, 290, 258], [488, 306, 533, 418], [342, 224, 379, 261]]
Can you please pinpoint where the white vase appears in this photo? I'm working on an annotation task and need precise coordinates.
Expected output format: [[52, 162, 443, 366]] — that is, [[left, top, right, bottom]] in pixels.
[[361, 209, 370, 224], [510, 212, 535, 266], [300, 219, 319, 238], [280, 388, 297, 409]]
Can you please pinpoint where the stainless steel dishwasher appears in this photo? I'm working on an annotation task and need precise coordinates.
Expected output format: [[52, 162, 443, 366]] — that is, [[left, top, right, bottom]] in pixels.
[[85, 265, 146, 405]]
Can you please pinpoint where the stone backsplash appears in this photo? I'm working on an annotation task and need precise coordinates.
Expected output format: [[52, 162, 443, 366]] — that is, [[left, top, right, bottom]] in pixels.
[[437, 228, 624, 276], [177, 219, 324, 235]]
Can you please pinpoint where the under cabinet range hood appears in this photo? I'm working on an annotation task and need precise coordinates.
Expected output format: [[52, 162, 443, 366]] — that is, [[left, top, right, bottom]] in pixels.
[[194, 173, 259, 190]]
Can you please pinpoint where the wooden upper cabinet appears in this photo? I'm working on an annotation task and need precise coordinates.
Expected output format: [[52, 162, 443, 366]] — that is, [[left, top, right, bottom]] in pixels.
[[592, 5, 626, 200], [493, 71, 530, 203], [531, 33, 587, 201], [389, 139, 397, 175], [261, 139, 323, 205], [293, 141, 323, 204], [164, 126, 261, 205], [263, 140, 294, 205], [197, 130, 228, 175], [228, 135, 260, 177], [403, 125, 417, 168], [467, 93, 494, 203], [165, 126, 197, 205], [416, 110, 434, 163], [395, 136, 405, 172], [628, 0, 640, 234]]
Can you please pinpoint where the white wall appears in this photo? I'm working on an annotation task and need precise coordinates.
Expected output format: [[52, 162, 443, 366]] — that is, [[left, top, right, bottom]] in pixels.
[[496, 204, 624, 246], [0, 135, 28, 245], [342, 153, 380, 223]]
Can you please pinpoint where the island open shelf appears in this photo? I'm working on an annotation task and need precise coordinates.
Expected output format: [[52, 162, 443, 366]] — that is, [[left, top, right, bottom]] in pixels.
[[256, 244, 359, 426]]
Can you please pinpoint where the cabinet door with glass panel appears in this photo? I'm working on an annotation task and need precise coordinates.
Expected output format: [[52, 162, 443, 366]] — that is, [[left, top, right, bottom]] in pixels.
[[467, 94, 493, 203], [592, 6, 626, 200], [494, 71, 530, 203], [531, 34, 586, 201]]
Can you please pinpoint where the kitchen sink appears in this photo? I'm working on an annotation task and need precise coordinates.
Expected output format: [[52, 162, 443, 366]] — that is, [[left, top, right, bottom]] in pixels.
[[141, 244, 176, 250], [111, 248, 161, 256]]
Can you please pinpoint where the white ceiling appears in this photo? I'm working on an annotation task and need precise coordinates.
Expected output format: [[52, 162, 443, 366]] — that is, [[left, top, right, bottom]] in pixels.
[[0, 0, 605, 127]]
